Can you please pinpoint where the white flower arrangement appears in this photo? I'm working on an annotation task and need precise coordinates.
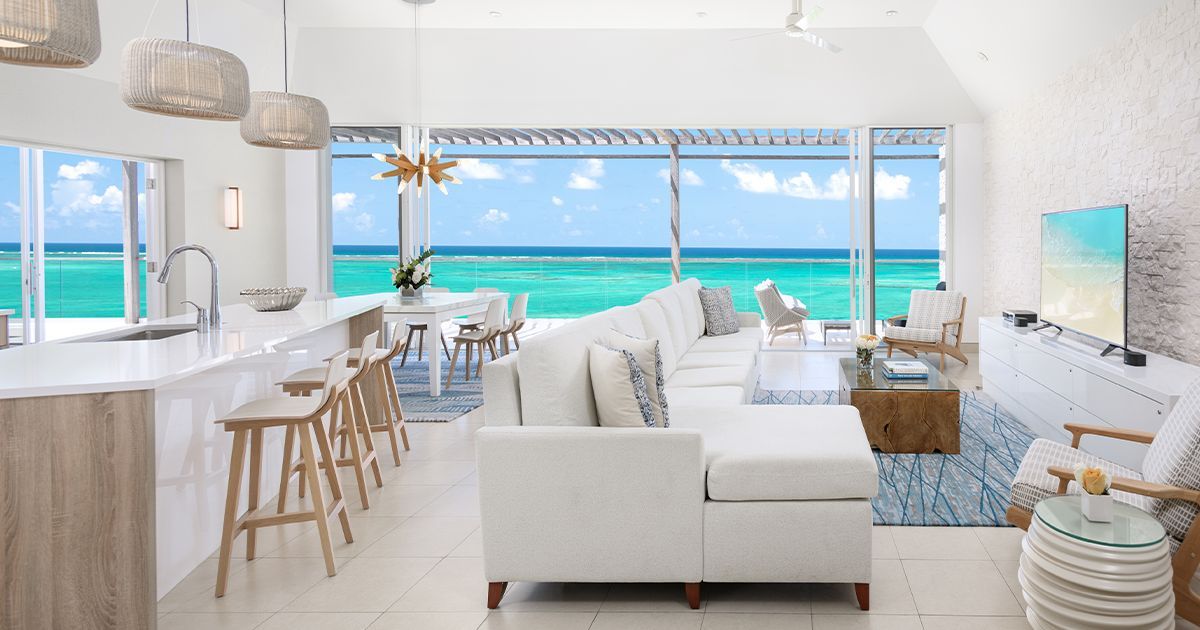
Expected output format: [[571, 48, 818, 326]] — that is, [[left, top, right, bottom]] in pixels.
[[855, 334, 880, 350]]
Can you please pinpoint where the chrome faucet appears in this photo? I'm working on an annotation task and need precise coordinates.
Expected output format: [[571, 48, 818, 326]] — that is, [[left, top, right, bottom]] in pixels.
[[158, 244, 222, 330]]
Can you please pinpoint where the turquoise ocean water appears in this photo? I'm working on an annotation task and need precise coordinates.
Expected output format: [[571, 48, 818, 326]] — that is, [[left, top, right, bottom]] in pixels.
[[0, 244, 939, 320]]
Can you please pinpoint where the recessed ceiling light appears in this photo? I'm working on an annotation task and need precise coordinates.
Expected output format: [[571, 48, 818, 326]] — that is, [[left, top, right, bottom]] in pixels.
[[489, 10, 502, 18], [696, 11, 708, 18], [885, 10, 898, 16], [976, 51, 989, 62]]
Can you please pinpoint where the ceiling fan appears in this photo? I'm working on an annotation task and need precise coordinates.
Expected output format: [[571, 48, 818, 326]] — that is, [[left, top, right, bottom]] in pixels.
[[733, 0, 842, 53]]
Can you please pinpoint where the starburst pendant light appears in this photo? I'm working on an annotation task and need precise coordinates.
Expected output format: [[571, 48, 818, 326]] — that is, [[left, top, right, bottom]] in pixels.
[[120, 0, 249, 121], [241, 0, 329, 149], [0, 0, 101, 68]]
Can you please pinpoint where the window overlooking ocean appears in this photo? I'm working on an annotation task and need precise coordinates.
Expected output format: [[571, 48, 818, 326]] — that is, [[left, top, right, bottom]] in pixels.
[[329, 128, 947, 322]]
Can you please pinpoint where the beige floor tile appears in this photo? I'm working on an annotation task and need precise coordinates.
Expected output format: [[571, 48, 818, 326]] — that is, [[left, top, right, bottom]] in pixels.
[[701, 612, 813, 629], [811, 614, 922, 629], [158, 559, 245, 614], [810, 560, 915, 616], [285, 556, 440, 612], [901, 559, 1023, 616], [360, 484, 454, 517], [457, 471, 479, 485], [920, 616, 1031, 630], [176, 557, 347, 613], [590, 612, 705, 630], [157, 612, 271, 630], [972, 527, 1025, 562], [448, 528, 483, 557], [494, 581, 610, 612], [360, 516, 480, 557], [600, 583, 706, 613], [872, 527, 898, 559], [427, 440, 480, 462], [416, 484, 481, 517], [389, 557, 490, 612], [269, 516, 406, 558], [366, 611, 489, 629], [994, 560, 1025, 607], [392, 461, 477, 485], [890, 527, 990, 561], [702, 582, 811, 614], [256, 611, 383, 630], [479, 611, 597, 629]]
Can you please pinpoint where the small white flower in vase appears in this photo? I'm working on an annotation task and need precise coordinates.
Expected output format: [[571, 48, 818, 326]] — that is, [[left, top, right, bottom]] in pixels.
[[855, 334, 880, 369], [1075, 463, 1113, 522]]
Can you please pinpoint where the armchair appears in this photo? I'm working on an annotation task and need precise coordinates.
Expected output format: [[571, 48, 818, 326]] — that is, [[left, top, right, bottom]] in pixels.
[[1006, 379, 1200, 623], [754, 280, 809, 346], [882, 289, 967, 370]]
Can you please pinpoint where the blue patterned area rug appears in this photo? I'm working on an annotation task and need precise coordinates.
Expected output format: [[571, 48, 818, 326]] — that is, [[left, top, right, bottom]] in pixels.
[[753, 388, 1036, 526], [390, 356, 484, 422]]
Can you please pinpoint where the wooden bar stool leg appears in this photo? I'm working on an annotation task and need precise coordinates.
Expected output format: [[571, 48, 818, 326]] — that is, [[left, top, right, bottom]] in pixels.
[[246, 427, 263, 560], [350, 381, 384, 487], [215, 429, 248, 598], [297, 421, 337, 577], [340, 393, 371, 509], [446, 341, 461, 389], [276, 423, 295, 514], [374, 365, 403, 466], [464, 343, 473, 382], [312, 417, 353, 544]]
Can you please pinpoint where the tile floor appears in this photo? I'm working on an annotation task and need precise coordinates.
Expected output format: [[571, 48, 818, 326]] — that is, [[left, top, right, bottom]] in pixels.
[[156, 349, 1187, 629]]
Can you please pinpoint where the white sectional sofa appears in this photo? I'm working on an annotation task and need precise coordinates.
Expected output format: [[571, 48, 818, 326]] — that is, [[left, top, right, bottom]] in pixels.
[[478, 278, 878, 610]]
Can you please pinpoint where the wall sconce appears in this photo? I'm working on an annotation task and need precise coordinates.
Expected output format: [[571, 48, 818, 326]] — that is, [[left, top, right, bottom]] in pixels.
[[224, 187, 243, 230]]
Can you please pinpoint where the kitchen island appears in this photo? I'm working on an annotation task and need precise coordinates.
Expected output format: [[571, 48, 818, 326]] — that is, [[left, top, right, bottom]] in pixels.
[[0, 295, 388, 630]]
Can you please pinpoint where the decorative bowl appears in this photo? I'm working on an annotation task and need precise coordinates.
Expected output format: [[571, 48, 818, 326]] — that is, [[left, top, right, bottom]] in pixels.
[[240, 287, 307, 312]]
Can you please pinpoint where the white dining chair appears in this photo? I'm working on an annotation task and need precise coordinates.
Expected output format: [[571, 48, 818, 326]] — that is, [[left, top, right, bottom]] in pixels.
[[446, 298, 506, 388], [454, 287, 502, 333], [400, 287, 451, 366], [498, 292, 528, 354]]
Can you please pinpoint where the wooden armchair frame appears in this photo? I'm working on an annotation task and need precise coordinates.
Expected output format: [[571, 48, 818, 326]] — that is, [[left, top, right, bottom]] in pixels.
[[1005, 423, 1200, 623], [883, 296, 968, 371]]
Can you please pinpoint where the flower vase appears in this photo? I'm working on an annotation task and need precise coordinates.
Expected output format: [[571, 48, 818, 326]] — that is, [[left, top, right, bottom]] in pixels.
[[400, 286, 423, 298], [856, 348, 874, 370], [1081, 493, 1114, 523]]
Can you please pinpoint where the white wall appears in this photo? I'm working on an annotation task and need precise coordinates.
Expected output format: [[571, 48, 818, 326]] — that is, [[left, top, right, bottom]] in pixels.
[[0, 65, 287, 312], [981, 0, 1200, 362], [950, 123, 984, 343]]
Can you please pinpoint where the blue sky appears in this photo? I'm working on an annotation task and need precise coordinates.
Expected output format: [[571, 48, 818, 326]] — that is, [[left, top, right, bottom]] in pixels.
[[331, 141, 942, 250]]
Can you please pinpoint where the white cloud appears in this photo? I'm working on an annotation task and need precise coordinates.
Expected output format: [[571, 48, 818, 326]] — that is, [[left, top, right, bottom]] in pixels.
[[478, 208, 510, 225], [579, 158, 604, 177], [462, 230, 473, 237], [728, 218, 748, 239], [576, 203, 599, 212], [656, 168, 704, 186], [568, 229, 583, 237], [550, 195, 564, 206], [57, 160, 103, 180], [510, 158, 539, 166], [88, 185, 123, 208], [562, 214, 573, 224], [815, 222, 829, 239], [49, 178, 117, 216], [351, 212, 374, 232], [332, 192, 357, 212], [455, 158, 505, 180], [874, 168, 911, 200], [5, 201, 20, 214], [566, 173, 601, 190], [514, 173, 535, 184]]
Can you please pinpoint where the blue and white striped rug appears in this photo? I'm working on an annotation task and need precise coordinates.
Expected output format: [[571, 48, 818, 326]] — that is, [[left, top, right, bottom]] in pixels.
[[753, 388, 1036, 526], [391, 357, 484, 422]]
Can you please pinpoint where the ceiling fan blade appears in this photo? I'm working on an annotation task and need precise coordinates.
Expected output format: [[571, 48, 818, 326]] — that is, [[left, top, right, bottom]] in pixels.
[[799, 5, 825, 30], [730, 28, 788, 42], [800, 30, 842, 53]]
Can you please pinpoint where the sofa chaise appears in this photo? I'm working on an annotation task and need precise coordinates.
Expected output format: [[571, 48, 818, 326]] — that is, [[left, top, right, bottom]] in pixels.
[[478, 278, 878, 609]]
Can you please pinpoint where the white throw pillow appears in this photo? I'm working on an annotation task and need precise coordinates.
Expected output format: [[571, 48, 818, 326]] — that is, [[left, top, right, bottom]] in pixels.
[[589, 343, 656, 428], [602, 332, 670, 428]]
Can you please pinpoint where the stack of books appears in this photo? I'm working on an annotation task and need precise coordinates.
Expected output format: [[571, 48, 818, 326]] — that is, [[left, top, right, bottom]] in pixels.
[[882, 360, 929, 380]]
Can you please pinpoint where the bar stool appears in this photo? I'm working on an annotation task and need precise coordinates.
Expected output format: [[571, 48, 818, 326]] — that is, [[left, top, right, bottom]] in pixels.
[[400, 287, 452, 366], [446, 298, 505, 388], [343, 321, 411, 467], [276, 332, 384, 510], [214, 354, 354, 598]]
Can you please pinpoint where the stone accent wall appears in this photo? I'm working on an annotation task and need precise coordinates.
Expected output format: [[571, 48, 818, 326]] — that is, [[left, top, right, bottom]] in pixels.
[[982, 0, 1200, 361]]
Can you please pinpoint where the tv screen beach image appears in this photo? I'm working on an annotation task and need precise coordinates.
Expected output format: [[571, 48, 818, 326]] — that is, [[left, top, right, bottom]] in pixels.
[[1040, 205, 1127, 346]]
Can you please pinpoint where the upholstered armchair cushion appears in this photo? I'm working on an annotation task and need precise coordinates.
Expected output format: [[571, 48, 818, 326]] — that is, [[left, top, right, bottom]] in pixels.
[[891, 289, 964, 342], [881, 325, 940, 343], [1010, 438, 1153, 520], [1141, 379, 1200, 546]]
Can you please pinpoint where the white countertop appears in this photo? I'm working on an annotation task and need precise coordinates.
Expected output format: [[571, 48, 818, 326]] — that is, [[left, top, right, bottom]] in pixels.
[[0, 295, 388, 399], [381, 291, 508, 313]]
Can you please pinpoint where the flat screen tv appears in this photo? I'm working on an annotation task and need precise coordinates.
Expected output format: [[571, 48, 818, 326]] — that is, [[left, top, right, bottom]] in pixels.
[[1040, 204, 1128, 349]]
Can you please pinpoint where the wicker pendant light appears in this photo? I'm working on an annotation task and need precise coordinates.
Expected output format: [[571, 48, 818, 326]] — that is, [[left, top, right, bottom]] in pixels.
[[241, 0, 329, 149], [0, 0, 101, 68], [120, 0, 249, 121]]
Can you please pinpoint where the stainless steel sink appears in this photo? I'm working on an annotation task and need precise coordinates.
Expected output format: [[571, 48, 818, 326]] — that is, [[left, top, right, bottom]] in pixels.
[[75, 324, 199, 343]]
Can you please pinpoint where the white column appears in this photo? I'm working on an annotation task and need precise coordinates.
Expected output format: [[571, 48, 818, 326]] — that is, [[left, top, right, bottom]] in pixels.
[[284, 146, 334, 298], [669, 143, 681, 284]]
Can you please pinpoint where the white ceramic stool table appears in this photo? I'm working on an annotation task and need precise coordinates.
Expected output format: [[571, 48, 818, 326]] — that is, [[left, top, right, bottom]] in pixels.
[[1019, 495, 1174, 629]]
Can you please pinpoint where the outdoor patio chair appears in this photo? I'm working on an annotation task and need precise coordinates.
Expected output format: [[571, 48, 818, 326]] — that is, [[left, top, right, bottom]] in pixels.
[[1006, 378, 1200, 624], [882, 289, 967, 370], [754, 279, 809, 346]]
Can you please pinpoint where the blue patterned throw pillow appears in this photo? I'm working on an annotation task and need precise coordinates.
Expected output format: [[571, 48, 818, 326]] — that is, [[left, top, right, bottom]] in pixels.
[[698, 286, 739, 336]]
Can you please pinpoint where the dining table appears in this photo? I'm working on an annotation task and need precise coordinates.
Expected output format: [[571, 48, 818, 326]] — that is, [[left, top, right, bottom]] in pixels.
[[373, 291, 509, 396]]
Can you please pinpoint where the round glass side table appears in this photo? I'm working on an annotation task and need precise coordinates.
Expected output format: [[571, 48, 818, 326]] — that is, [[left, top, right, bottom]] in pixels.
[[1018, 495, 1175, 629]]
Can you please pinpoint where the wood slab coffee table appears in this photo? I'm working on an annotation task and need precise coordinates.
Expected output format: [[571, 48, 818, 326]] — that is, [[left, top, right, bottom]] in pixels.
[[837, 357, 960, 454]]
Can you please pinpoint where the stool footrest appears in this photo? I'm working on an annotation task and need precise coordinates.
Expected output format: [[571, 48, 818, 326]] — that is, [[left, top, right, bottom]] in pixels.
[[238, 499, 346, 531]]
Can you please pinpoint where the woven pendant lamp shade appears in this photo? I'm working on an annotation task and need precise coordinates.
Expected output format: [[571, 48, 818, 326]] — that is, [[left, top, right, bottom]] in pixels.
[[120, 37, 250, 120], [241, 91, 330, 150], [0, 0, 101, 68]]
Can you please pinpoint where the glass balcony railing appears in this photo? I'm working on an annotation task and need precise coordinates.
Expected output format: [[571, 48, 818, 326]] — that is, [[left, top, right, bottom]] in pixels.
[[0, 252, 147, 319]]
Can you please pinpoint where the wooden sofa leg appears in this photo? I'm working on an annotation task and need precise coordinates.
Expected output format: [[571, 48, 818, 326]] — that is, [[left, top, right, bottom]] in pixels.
[[685, 582, 701, 609], [487, 582, 507, 609], [854, 583, 869, 611]]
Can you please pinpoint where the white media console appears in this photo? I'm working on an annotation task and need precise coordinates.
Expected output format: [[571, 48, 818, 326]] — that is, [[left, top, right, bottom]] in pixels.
[[979, 317, 1200, 471]]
